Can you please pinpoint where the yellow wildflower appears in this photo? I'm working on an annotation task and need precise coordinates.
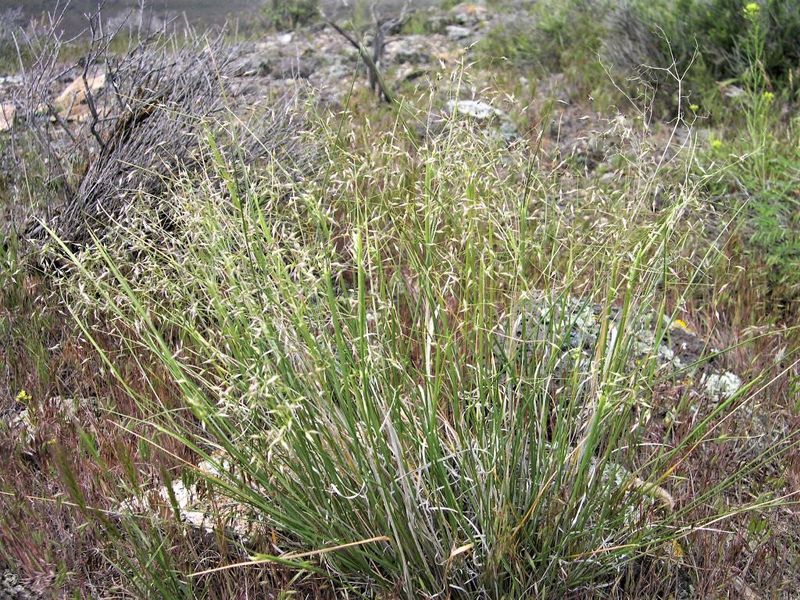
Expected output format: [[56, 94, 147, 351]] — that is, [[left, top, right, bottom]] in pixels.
[[762, 91, 775, 103], [689, 104, 699, 112], [16, 389, 31, 403], [672, 319, 691, 331], [710, 139, 723, 150], [744, 2, 760, 16]]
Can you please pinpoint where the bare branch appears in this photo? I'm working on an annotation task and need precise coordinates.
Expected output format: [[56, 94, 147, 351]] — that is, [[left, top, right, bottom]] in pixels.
[[326, 19, 394, 104]]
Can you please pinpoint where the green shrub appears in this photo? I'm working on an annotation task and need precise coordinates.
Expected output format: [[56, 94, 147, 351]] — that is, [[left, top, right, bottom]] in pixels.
[[476, 0, 799, 111], [701, 122, 800, 313], [480, 0, 608, 70], [696, 4, 800, 313], [671, 0, 800, 86], [263, 0, 320, 30], [607, 0, 800, 102], [477, 1, 612, 101], [400, 11, 443, 36]]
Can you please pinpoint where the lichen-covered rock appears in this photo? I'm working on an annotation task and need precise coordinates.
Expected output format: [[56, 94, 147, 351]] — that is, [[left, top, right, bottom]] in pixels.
[[385, 34, 438, 64], [446, 25, 473, 40], [449, 2, 489, 28], [701, 371, 743, 403], [118, 458, 264, 545], [0, 569, 34, 600], [493, 290, 741, 404], [445, 99, 519, 140]]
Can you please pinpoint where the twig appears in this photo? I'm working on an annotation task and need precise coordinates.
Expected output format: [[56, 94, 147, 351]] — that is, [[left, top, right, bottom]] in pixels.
[[189, 535, 392, 577], [326, 19, 394, 104]]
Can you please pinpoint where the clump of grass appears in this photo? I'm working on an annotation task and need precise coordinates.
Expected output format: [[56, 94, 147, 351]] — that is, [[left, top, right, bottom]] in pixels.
[[263, 0, 320, 31], [48, 94, 794, 598]]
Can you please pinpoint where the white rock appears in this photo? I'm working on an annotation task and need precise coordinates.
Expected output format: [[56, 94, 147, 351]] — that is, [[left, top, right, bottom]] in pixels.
[[0, 74, 22, 86], [446, 25, 473, 40], [118, 460, 260, 543], [447, 99, 502, 120], [0, 103, 15, 132], [702, 371, 743, 402]]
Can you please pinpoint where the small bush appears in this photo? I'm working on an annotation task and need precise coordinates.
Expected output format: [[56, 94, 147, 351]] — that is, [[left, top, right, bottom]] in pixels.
[[263, 0, 320, 30], [671, 0, 800, 86], [700, 123, 800, 314], [605, 0, 800, 104], [51, 103, 788, 596], [477, 1, 611, 101], [694, 4, 800, 315]]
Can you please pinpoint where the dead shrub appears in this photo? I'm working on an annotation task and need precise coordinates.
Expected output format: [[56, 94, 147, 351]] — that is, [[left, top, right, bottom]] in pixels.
[[9, 7, 314, 253]]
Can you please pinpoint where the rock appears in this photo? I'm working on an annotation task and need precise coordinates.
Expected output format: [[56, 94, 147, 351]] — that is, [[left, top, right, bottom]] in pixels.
[[0, 74, 23, 87], [599, 170, 618, 184], [447, 99, 502, 120], [54, 72, 106, 114], [450, 3, 489, 27], [392, 64, 430, 84], [498, 118, 519, 141], [230, 53, 270, 78], [385, 35, 434, 65], [1, 568, 33, 600], [0, 103, 15, 132], [119, 457, 262, 544], [701, 371, 743, 403], [494, 290, 741, 405], [309, 62, 356, 103], [266, 56, 318, 79], [3, 396, 96, 451], [720, 83, 745, 99], [446, 25, 473, 40], [8, 408, 34, 446], [230, 37, 319, 80], [443, 100, 518, 141]]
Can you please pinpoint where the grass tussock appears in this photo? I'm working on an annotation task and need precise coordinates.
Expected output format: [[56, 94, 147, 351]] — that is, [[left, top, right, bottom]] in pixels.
[[41, 100, 795, 597]]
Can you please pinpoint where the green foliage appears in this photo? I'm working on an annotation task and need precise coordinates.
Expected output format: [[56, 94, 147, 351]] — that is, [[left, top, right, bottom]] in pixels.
[[698, 7, 800, 312], [611, 0, 800, 102], [480, 1, 607, 69], [2, 7, 798, 595], [704, 126, 800, 311], [734, 13, 800, 307], [670, 0, 800, 87], [263, 0, 320, 30], [400, 11, 443, 35], [477, 1, 611, 100], [477, 17, 540, 68]]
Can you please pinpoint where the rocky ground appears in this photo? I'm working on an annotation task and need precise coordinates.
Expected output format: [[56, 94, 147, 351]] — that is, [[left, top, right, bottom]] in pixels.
[[0, 1, 637, 238]]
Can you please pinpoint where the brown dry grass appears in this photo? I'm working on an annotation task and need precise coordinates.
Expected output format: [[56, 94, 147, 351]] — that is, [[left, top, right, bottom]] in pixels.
[[0, 274, 336, 598]]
